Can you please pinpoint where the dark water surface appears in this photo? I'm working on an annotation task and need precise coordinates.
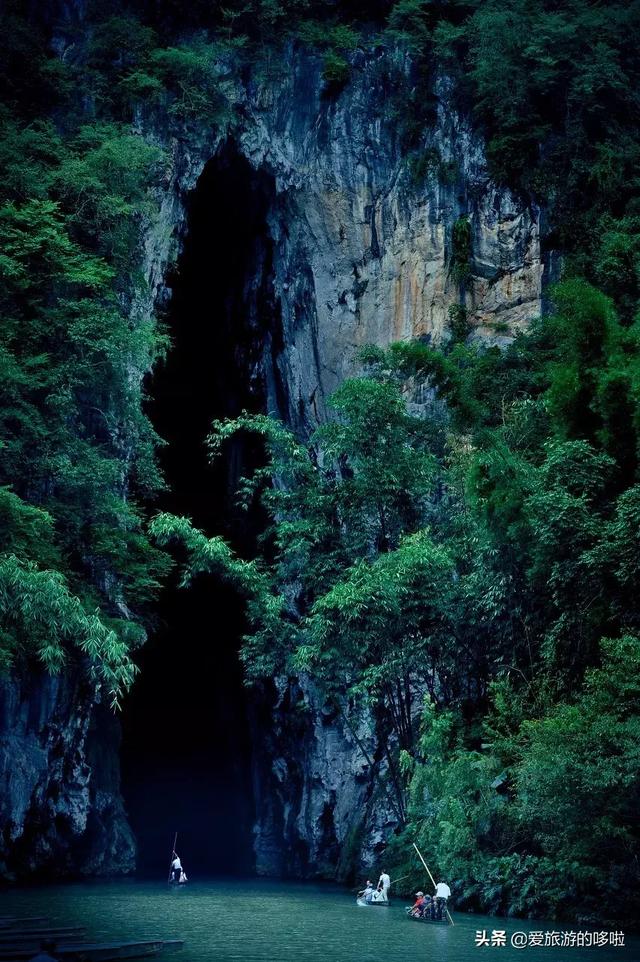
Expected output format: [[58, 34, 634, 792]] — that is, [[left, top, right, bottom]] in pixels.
[[2, 878, 637, 962]]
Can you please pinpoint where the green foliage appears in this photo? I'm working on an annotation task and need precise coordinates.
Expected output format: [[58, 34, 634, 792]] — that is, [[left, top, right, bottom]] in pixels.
[[0, 489, 59, 569], [321, 50, 351, 89], [152, 376, 449, 823], [394, 637, 640, 923], [0, 555, 139, 705], [375, 283, 639, 922], [149, 41, 232, 120], [160, 276, 639, 921], [517, 637, 640, 882], [52, 125, 163, 268], [450, 215, 472, 285], [0, 4, 175, 700], [385, 0, 640, 320], [448, 304, 470, 342], [594, 215, 640, 323], [296, 21, 361, 91], [386, 0, 432, 52]]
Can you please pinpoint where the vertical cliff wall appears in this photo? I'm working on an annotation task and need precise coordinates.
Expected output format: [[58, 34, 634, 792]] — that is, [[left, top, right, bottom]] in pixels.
[[136, 46, 543, 878], [142, 50, 542, 437], [0, 671, 135, 880], [0, 41, 543, 881]]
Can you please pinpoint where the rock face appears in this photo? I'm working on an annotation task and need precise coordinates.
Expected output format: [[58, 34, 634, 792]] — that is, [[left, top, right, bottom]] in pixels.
[[1, 40, 544, 881], [135, 47, 544, 878], [142, 51, 542, 437], [0, 670, 135, 881], [250, 678, 395, 878]]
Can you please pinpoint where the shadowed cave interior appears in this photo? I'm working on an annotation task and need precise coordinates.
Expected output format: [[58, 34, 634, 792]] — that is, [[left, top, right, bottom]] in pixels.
[[120, 145, 280, 878]]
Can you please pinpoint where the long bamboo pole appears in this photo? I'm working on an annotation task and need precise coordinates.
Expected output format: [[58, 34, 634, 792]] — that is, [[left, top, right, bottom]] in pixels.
[[412, 841, 454, 926], [168, 832, 177, 885]]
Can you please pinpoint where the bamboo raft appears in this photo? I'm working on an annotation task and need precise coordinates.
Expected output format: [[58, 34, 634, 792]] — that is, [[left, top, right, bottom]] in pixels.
[[0, 917, 184, 961], [405, 907, 450, 925]]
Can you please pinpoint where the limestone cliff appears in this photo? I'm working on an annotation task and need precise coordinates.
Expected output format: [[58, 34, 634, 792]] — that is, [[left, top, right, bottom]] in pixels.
[[142, 49, 542, 435], [137, 45, 543, 879], [0, 671, 135, 880], [1, 39, 544, 880]]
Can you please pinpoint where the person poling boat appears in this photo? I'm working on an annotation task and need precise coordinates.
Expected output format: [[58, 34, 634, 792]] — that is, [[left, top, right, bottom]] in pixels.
[[170, 852, 188, 884], [377, 870, 391, 902], [171, 852, 187, 885], [168, 832, 188, 885], [356, 868, 402, 905], [433, 879, 451, 918], [408, 842, 455, 926]]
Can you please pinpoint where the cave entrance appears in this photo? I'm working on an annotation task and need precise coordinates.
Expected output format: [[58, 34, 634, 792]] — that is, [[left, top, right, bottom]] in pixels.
[[120, 144, 279, 877]]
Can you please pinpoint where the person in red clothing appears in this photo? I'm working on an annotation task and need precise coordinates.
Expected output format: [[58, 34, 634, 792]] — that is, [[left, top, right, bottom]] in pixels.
[[410, 891, 426, 916]]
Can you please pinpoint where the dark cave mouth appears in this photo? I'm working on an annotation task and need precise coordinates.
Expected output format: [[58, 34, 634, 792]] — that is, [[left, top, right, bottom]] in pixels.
[[120, 145, 280, 878]]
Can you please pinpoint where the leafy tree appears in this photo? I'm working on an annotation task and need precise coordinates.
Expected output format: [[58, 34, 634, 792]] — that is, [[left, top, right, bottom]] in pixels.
[[154, 272, 638, 918], [0, 4, 173, 702], [151, 375, 452, 817], [0, 555, 140, 704]]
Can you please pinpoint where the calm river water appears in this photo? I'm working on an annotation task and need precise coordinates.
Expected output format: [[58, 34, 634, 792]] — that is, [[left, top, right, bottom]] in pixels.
[[2, 878, 638, 962]]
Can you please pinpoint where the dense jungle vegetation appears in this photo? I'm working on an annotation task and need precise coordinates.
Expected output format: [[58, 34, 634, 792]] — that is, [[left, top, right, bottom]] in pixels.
[[1, 0, 639, 925]]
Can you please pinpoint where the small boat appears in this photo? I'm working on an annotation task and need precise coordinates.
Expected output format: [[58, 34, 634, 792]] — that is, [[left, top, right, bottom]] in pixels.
[[405, 907, 451, 925], [356, 897, 389, 907]]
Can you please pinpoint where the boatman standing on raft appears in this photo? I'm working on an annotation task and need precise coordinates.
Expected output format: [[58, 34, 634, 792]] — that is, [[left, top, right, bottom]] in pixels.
[[378, 869, 391, 901], [434, 879, 451, 917], [171, 851, 183, 883]]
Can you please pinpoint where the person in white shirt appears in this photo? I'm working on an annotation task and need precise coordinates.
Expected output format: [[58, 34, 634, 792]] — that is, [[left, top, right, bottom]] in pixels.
[[378, 870, 391, 901], [361, 880, 374, 903], [434, 880, 451, 918], [171, 853, 182, 883]]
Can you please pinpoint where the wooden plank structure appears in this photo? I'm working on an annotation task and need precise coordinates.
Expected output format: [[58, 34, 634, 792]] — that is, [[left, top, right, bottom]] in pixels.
[[0, 918, 184, 962]]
